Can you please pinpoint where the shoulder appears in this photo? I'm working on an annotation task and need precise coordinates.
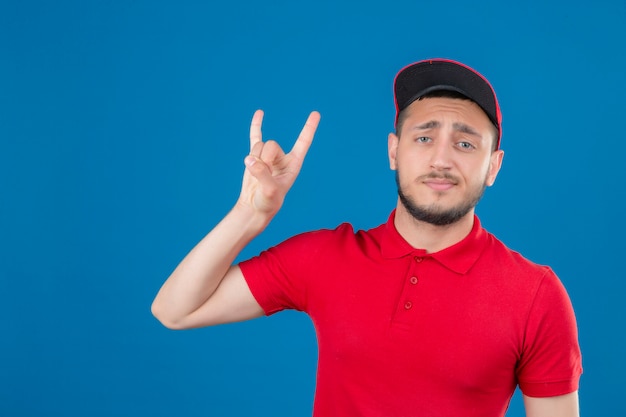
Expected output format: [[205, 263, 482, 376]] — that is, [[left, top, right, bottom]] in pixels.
[[275, 221, 385, 254], [482, 229, 554, 278], [479, 229, 576, 315], [473, 228, 570, 309]]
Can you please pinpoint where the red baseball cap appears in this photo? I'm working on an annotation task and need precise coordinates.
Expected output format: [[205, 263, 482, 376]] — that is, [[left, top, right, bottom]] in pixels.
[[394, 58, 502, 149]]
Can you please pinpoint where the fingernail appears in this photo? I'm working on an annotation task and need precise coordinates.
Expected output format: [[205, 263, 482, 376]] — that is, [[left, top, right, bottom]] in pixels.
[[245, 156, 256, 167]]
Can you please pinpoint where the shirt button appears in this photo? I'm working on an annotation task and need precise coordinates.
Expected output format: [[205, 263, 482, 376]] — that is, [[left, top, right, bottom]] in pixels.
[[410, 276, 418, 284], [404, 301, 412, 310], [414, 256, 423, 263]]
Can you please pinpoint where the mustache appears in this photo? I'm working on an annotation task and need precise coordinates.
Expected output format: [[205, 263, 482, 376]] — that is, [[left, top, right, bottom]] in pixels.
[[417, 172, 460, 184]]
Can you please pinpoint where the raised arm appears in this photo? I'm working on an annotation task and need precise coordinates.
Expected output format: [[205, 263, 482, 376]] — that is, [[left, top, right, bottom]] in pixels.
[[151, 110, 321, 329]]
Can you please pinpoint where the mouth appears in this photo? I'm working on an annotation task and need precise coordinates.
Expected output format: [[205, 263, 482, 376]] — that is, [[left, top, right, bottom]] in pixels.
[[423, 179, 455, 191], [421, 173, 458, 191]]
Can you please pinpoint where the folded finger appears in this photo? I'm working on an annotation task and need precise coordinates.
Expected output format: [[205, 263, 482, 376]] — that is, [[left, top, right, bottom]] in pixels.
[[260, 140, 286, 165]]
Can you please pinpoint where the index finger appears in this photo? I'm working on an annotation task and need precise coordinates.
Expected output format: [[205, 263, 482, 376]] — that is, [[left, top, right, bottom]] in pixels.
[[249, 109, 264, 151], [289, 111, 321, 159]]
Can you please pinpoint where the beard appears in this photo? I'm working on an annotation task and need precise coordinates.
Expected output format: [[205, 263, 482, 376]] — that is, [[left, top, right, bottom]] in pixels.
[[395, 170, 486, 226]]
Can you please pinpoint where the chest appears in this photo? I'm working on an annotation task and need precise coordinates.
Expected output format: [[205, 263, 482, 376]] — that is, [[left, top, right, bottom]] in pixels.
[[307, 255, 529, 392]]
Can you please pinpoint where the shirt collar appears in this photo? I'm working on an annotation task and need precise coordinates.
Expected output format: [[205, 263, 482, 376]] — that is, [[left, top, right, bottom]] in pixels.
[[380, 210, 488, 274]]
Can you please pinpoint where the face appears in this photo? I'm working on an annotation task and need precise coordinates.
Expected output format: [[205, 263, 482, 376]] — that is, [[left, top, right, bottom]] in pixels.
[[388, 97, 504, 226]]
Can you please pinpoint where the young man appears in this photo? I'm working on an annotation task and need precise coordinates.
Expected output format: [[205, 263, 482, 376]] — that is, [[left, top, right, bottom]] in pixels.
[[152, 59, 582, 416]]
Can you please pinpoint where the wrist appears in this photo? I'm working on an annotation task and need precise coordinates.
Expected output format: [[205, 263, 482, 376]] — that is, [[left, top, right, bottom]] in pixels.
[[231, 200, 275, 235]]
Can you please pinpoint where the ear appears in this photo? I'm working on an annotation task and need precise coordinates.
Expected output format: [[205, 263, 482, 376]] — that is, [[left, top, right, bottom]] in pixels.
[[388, 132, 399, 170], [485, 149, 504, 186]]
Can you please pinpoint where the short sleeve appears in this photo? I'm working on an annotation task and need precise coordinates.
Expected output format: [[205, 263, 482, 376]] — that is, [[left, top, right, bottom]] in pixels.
[[516, 269, 583, 397], [239, 228, 337, 316]]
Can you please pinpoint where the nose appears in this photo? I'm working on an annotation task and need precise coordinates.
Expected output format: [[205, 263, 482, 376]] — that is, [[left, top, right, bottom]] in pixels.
[[429, 137, 453, 171]]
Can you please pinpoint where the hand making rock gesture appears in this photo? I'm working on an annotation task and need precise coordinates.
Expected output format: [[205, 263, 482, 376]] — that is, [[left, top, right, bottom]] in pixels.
[[238, 110, 321, 219]]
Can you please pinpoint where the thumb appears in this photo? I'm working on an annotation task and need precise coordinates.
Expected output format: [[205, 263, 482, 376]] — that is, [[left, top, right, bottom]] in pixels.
[[244, 155, 274, 186]]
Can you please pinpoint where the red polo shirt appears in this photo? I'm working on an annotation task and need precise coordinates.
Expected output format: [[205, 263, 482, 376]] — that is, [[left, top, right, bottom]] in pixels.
[[239, 212, 582, 417]]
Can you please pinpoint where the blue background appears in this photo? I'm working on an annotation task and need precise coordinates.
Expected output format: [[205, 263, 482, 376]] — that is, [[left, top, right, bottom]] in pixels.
[[1, 0, 624, 415]]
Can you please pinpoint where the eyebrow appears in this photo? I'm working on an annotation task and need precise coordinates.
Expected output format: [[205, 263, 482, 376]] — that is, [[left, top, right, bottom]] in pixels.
[[412, 120, 440, 130], [410, 120, 481, 138], [452, 122, 481, 137]]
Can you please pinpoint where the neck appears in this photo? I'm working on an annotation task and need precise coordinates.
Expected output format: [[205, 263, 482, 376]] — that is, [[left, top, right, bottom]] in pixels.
[[393, 201, 476, 253]]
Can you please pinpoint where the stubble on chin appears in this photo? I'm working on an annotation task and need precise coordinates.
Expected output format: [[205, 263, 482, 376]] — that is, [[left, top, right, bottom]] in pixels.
[[394, 171, 485, 226]]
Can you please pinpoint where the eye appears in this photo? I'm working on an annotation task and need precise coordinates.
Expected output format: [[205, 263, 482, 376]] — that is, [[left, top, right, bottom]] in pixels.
[[458, 141, 475, 150], [415, 136, 431, 143]]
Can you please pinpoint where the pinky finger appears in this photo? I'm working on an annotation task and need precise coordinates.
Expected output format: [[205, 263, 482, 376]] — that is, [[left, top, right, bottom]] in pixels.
[[290, 111, 321, 159]]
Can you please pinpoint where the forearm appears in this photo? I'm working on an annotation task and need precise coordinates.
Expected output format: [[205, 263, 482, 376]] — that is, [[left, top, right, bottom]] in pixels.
[[151, 203, 270, 327]]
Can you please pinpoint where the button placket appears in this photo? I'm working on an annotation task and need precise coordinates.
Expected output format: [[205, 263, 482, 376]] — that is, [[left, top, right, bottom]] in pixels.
[[391, 255, 426, 327]]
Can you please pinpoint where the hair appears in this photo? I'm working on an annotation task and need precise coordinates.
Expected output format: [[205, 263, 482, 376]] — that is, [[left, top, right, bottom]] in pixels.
[[395, 90, 499, 152]]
